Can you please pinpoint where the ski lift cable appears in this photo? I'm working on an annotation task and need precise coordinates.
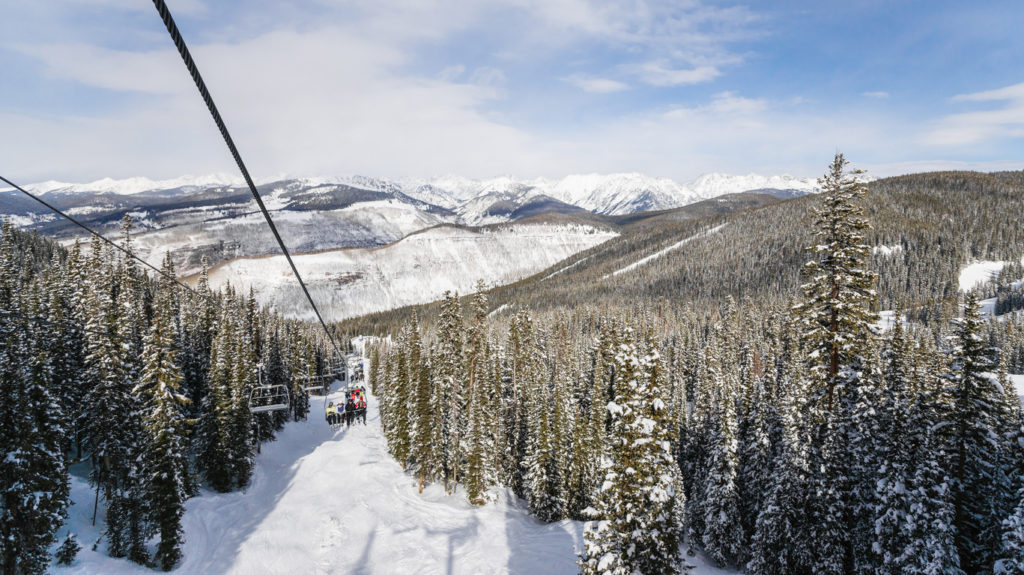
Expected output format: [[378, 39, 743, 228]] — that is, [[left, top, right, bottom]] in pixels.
[[150, 0, 342, 358], [0, 175, 201, 298]]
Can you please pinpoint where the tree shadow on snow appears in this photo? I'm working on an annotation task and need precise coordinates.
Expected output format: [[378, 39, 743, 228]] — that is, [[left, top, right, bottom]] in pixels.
[[350, 524, 376, 575], [422, 512, 482, 575], [504, 494, 584, 575]]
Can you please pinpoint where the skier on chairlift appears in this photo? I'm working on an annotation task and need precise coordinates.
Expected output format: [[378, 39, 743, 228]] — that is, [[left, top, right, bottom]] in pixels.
[[356, 394, 367, 425], [344, 395, 357, 428], [325, 401, 338, 427]]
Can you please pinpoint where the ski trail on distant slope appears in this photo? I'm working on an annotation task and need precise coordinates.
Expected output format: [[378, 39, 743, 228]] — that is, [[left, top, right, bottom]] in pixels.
[[603, 223, 727, 279]]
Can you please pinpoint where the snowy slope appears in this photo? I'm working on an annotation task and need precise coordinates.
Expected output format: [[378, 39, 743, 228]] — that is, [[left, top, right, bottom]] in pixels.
[[958, 257, 1024, 291], [56, 381, 734, 575], [604, 223, 728, 279], [132, 199, 448, 276], [1012, 374, 1024, 404], [204, 223, 618, 321]]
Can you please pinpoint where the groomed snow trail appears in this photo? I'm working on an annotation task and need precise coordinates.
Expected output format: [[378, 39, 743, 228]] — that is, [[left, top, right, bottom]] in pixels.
[[59, 384, 593, 574]]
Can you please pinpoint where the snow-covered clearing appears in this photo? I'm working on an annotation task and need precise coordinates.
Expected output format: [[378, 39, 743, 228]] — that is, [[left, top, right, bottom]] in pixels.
[[56, 382, 731, 574], [1011, 374, 1024, 404], [958, 257, 1024, 291], [872, 244, 902, 257], [604, 223, 726, 279]]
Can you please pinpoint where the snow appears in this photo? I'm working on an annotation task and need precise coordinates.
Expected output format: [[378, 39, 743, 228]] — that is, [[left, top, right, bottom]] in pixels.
[[18, 174, 245, 196], [604, 224, 727, 279], [872, 244, 903, 257], [11, 170, 822, 217], [873, 310, 911, 332], [960, 260, 1008, 291], [541, 256, 591, 281], [1011, 374, 1024, 404], [55, 378, 736, 575], [958, 257, 1024, 291], [205, 223, 617, 321]]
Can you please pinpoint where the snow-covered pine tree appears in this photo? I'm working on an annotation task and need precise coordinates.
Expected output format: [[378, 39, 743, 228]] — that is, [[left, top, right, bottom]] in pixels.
[[197, 297, 236, 492], [434, 291, 464, 492], [746, 363, 810, 575], [944, 292, 1006, 574], [501, 309, 539, 498], [699, 324, 745, 567], [523, 321, 564, 522], [55, 532, 81, 566], [793, 153, 878, 574], [228, 307, 256, 488], [0, 226, 71, 575], [407, 315, 436, 492], [793, 152, 877, 407], [995, 488, 1024, 574], [579, 328, 685, 575], [564, 323, 615, 521], [77, 237, 148, 561], [464, 285, 498, 504], [872, 309, 914, 574], [464, 335, 499, 505], [736, 347, 775, 556], [894, 328, 962, 575], [135, 253, 192, 571], [179, 257, 215, 416]]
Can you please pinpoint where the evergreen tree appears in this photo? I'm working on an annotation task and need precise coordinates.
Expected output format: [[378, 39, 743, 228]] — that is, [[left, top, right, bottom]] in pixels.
[[945, 292, 1005, 574], [464, 283, 497, 504], [407, 316, 435, 492], [55, 533, 81, 567], [434, 292, 464, 492], [699, 329, 745, 566], [995, 488, 1024, 575], [579, 328, 685, 575], [0, 228, 71, 574], [135, 253, 191, 570]]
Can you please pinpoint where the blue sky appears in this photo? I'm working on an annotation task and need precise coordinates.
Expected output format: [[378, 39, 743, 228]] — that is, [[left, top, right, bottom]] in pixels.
[[2, 0, 1023, 183]]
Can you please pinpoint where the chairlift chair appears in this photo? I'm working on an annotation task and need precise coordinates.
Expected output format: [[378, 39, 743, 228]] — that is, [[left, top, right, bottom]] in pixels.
[[303, 375, 328, 396], [248, 384, 290, 413]]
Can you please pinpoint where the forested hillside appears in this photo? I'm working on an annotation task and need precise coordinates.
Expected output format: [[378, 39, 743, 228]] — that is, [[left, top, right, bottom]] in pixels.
[[0, 218, 335, 571], [341, 169, 1024, 334], [367, 158, 1024, 574]]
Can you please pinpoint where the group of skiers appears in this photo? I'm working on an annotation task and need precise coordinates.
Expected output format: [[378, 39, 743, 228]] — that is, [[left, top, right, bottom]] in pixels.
[[325, 386, 367, 429]]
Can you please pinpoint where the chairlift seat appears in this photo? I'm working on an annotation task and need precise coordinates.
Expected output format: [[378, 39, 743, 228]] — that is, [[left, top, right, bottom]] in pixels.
[[249, 384, 290, 413]]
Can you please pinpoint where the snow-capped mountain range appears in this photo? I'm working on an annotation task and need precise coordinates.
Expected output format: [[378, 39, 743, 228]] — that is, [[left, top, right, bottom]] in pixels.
[[11, 171, 823, 220], [0, 170, 826, 318]]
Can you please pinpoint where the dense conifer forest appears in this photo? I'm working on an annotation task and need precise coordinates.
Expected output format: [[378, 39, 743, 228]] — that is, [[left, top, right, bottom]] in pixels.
[[368, 157, 1024, 574], [0, 217, 334, 573]]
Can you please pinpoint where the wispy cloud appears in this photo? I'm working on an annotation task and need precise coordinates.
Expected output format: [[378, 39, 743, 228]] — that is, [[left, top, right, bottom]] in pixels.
[[630, 61, 720, 87], [563, 74, 629, 93], [863, 91, 889, 99], [923, 81, 1024, 146]]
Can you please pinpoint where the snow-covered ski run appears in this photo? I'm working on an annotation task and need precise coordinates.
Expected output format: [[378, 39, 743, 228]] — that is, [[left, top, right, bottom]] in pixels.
[[56, 381, 737, 574]]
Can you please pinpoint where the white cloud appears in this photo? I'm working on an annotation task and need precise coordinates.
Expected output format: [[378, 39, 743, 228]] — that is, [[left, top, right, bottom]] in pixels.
[[563, 74, 629, 93], [923, 81, 1024, 146], [17, 43, 187, 95], [863, 91, 889, 99], [8, 0, 976, 184], [631, 61, 719, 87], [437, 65, 466, 81], [468, 66, 507, 88]]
